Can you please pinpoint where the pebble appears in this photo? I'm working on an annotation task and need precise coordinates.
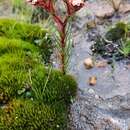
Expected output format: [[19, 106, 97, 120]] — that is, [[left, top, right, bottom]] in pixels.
[[95, 95, 100, 100], [84, 58, 94, 69], [111, 0, 122, 11], [80, 116, 86, 122], [95, 5, 115, 19], [95, 60, 108, 68], [88, 88, 95, 94], [88, 76, 97, 86], [119, 3, 130, 13]]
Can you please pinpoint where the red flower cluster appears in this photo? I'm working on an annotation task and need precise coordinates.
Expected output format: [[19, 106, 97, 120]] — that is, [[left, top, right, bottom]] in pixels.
[[64, 0, 84, 15], [27, 0, 84, 32], [27, 0, 84, 19], [27, 0, 54, 12]]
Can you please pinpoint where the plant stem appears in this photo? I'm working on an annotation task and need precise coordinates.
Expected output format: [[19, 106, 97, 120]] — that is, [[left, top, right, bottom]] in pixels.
[[60, 25, 66, 74], [61, 51, 65, 74]]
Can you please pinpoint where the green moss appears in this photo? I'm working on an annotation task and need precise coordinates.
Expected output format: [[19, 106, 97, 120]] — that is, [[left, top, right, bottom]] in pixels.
[[31, 65, 77, 104], [0, 22, 77, 129], [0, 19, 53, 63], [0, 38, 41, 99], [0, 99, 68, 130], [0, 62, 76, 129], [0, 37, 39, 56], [120, 39, 130, 57], [105, 22, 128, 41], [0, 19, 46, 40], [0, 37, 77, 104]]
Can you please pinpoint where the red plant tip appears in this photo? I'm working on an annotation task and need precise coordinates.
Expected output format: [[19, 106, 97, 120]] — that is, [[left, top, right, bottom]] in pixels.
[[64, 0, 84, 15], [26, 0, 54, 13], [70, 0, 84, 7], [26, 0, 38, 5]]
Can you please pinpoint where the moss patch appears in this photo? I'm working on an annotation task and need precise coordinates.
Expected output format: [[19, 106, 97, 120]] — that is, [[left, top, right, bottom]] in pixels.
[[0, 34, 77, 129], [0, 18, 53, 63], [91, 22, 130, 61], [31, 65, 77, 104], [0, 100, 68, 130]]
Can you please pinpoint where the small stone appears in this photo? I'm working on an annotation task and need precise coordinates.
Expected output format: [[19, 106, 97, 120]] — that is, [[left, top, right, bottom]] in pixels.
[[81, 116, 86, 122], [108, 103, 113, 108], [120, 102, 130, 110], [95, 95, 100, 100], [88, 76, 97, 86], [88, 88, 95, 94], [95, 60, 108, 68], [95, 5, 115, 19], [84, 58, 94, 69], [76, 53, 80, 57], [111, 0, 122, 11], [85, 101, 89, 105], [86, 20, 96, 29], [119, 3, 130, 13]]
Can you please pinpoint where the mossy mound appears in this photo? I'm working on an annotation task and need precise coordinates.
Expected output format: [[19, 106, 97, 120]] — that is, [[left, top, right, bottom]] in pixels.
[[0, 19, 46, 41], [0, 18, 53, 63], [0, 33, 77, 129], [0, 99, 68, 130], [0, 37, 77, 103], [0, 37, 39, 56], [31, 65, 77, 104], [0, 37, 41, 101]]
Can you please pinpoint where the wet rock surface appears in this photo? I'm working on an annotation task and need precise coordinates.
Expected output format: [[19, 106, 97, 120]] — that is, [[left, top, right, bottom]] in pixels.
[[70, 91, 130, 130], [69, 0, 130, 129]]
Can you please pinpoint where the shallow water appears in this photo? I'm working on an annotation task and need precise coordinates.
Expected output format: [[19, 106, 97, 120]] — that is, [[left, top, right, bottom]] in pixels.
[[69, 0, 130, 129]]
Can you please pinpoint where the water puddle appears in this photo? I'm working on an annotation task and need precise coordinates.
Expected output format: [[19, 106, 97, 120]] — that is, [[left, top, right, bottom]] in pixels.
[[69, 0, 130, 129]]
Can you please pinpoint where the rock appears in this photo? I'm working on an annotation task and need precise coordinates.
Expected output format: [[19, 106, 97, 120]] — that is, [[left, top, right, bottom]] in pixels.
[[95, 5, 115, 19], [111, 0, 122, 11], [88, 88, 95, 94], [86, 20, 96, 29], [84, 58, 94, 69], [120, 102, 130, 110], [88, 76, 97, 86], [126, 64, 130, 69], [95, 95, 100, 100], [95, 60, 108, 68], [119, 3, 130, 14], [80, 116, 86, 122]]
